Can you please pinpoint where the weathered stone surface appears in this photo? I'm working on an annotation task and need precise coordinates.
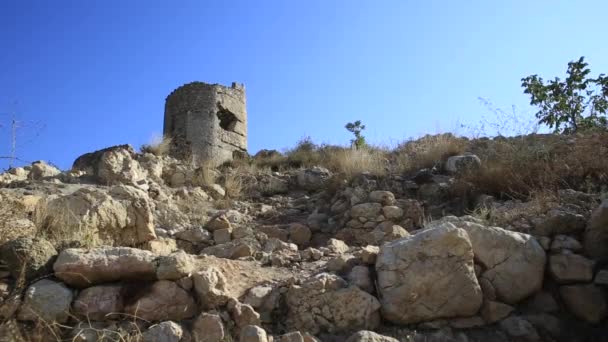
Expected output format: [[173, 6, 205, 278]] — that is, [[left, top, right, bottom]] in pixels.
[[156, 251, 196, 280], [17, 279, 73, 323], [240, 325, 268, 342], [288, 223, 311, 247], [296, 167, 332, 191], [584, 199, 608, 260], [279, 331, 304, 342], [0, 236, 57, 280], [142, 321, 184, 342], [72, 284, 123, 321], [72, 144, 146, 185], [286, 273, 381, 334], [53, 247, 157, 288], [438, 217, 546, 304], [346, 330, 399, 342], [548, 252, 594, 283], [499, 316, 540, 341], [229, 299, 261, 328], [164, 82, 247, 166], [356, 245, 379, 265], [445, 154, 481, 174], [382, 206, 403, 220], [368, 191, 396, 206], [559, 284, 607, 323], [28, 161, 60, 180], [351, 203, 382, 220], [533, 209, 586, 236], [481, 300, 514, 323], [193, 266, 231, 308], [327, 238, 349, 254], [124, 280, 197, 321], [550, 235, 582, 252], [348, 266, 374, 293], [192, 313, 225, 342], [371, 222, 409, 244], [376, 224, 482, 324], [35, 186, 156, 247]]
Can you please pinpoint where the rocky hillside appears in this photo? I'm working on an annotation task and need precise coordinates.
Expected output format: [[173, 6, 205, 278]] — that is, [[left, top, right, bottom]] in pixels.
[[0, 134, 607, 342]]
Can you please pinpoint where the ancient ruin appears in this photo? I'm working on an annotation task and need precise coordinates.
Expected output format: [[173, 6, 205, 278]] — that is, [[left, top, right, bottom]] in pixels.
[[164, 81, 247, 166]]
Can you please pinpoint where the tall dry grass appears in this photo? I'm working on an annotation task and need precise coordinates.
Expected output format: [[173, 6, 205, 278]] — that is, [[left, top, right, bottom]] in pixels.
[[140, 135, 172, 157]]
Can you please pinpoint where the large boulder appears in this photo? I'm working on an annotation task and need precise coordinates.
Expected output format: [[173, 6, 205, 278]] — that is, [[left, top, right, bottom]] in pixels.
[[17, 279, 73, 323], [584, 199, 608, 260], [559, 284, 607, 323], [375, 224, 482, 324], [438, 216, 546, 304], [286, 273, 381, 334], [0, 236, 57, 280], [296, 167, 332, 191], [445, 154, 481, 174], [72, 284, 124, 320], [28, 161, 61, 180], [53, 247, 157, 287], [72, 144, 146, 185], [34, 186, 156, 246], [548, 252, 594, 284]]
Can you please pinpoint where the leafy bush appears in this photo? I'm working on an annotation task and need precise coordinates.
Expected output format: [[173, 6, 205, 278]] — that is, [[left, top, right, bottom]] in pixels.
[[522, 56, 608, 134]]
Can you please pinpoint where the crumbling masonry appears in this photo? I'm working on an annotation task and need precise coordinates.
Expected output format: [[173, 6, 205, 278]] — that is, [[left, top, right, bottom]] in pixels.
[[163, 82, 247, 165]]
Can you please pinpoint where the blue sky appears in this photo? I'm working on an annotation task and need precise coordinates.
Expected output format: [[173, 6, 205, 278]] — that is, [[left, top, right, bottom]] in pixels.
[[1, 1, 608, 170]]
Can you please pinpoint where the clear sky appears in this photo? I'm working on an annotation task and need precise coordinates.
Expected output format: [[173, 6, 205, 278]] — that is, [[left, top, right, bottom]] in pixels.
[[1, 1, 608, 170]]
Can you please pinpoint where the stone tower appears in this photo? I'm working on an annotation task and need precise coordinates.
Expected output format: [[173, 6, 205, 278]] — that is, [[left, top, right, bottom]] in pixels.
[[163, 81, 247, 166]]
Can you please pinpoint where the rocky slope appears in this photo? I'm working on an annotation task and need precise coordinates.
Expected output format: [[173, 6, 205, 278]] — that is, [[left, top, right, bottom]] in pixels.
[[0, 141, 607, 342]]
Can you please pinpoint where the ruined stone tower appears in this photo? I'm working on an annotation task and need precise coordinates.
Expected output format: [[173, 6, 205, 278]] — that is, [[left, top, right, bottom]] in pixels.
[[163, 82, 247, 166]]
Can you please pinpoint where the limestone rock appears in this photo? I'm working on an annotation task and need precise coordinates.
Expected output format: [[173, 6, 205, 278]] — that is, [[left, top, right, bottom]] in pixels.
[[376, 224, 482, 324], [584, 199, 608, 260], [279, 331, 304, 342], [229, 299, 261, 328], [351, 203, 382, 220], [124, 280, 197, 321], [327, 238, 349, 254], [550, 235, 582, 252], [72, 144, 146, 185], [559, 284, 607, 323], [595, 269, 608, 285], [533, 209, 586, 236], [35, 186, 156, 247], [0, 236, 57, 280], [481, 300, 514, 323], [17, 279, 73, 323], [286, 273, 380, 334], [499, 316, 540, 341], [192, 313, 225, 342], [548, 252, 594, 283], [288, 223, 311, 247], [296, 167, 332, 191], [193, 266, 231, 308], [142, 321, 184, 342], [72, 284, 123, 321], [368, 191, 396, 206], [240, 325, 268, 342], [53, 247, 157, 288], [28, 161, 60, 180], [445, 154, 481, 174], [156, 251, 196, 280], [348, 266, 374, 293], [371, 222, 409, 244], [382, 206, 403, 220], [356, 245, 379, 265], [346, 331, 399, 342], [439, 217, 546, 304]]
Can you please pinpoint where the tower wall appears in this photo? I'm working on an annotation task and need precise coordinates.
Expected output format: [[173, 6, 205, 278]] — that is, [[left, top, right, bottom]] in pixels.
[[163, 81, 247, 166]]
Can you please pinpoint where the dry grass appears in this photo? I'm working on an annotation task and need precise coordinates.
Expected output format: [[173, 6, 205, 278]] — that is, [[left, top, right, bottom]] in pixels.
[[321, 147, 388, 179], [192, 164, 217, 188], [465, 132, 608, 199], [140, 135, 172, 156], [393, 133, 468, 173]]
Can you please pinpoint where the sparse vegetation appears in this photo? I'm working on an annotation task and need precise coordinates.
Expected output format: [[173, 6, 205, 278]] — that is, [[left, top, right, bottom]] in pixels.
[[140, 135, 172, 156], [522, 56, 608, 134], [345, 120, 367, 149]]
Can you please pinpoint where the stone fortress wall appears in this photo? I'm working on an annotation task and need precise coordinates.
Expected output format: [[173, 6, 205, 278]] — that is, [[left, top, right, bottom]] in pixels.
[[163, 81, 247, 166]]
